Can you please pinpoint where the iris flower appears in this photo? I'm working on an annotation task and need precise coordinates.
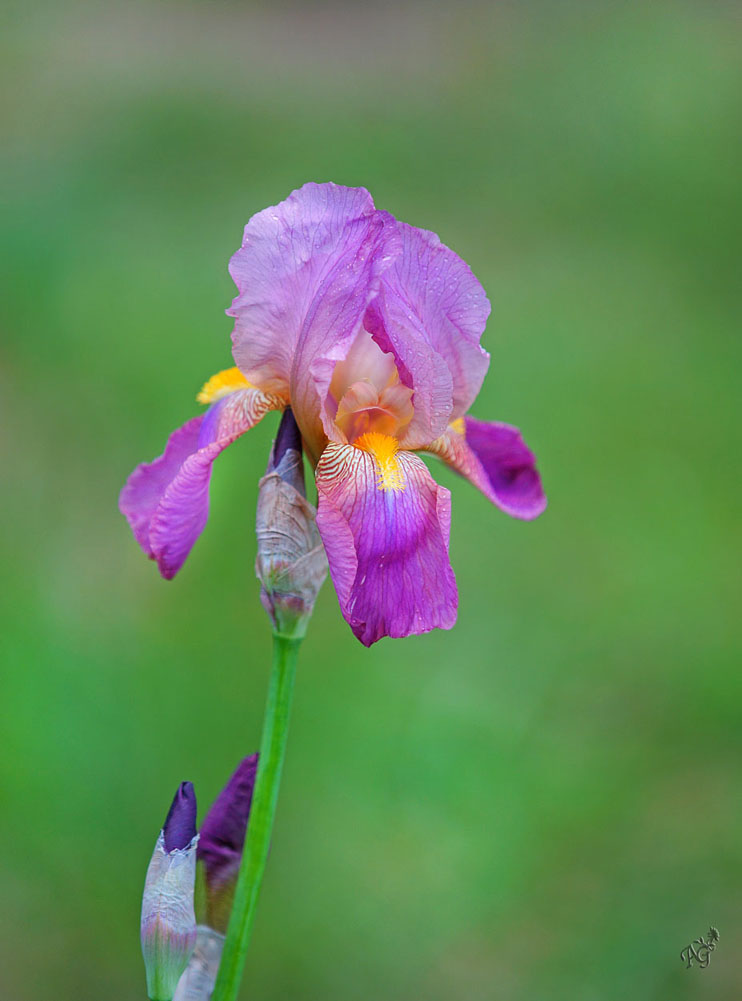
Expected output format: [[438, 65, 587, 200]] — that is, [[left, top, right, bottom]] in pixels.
[[120, 183, 545, 645]]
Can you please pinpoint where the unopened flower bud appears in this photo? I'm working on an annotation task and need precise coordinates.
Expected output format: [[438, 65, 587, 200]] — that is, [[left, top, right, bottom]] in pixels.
[[172, 926, 225, 1001], [256, 408, 328, 638], [197, 755, 258, 933], [141, 782, 199, 1001]]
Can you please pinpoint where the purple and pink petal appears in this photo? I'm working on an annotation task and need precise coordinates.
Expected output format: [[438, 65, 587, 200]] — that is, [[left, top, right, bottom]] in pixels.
[[365, 222, 491, 448], [315, 439, 457, 646], [227, 182, 401, 462], [428, 416, 546, 520], [119, 388, 284, 579]]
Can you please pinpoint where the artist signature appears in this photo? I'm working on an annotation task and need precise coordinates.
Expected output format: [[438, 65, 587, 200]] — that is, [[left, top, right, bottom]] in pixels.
[[680, 926, 719, 969]]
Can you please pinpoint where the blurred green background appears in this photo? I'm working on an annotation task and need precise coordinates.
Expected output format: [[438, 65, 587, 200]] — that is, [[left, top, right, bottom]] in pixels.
[[2, 1, 740, 998]]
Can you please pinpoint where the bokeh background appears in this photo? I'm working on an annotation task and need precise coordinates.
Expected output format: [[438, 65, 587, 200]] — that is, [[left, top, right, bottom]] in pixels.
[[2, 2, 740, 998]]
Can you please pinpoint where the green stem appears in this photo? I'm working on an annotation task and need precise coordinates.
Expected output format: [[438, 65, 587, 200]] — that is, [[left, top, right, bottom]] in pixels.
[[210, 633, 300, 1001]]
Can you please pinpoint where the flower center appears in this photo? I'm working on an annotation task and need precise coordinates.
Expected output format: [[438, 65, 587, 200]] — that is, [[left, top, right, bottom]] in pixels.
[[329, 331, 413, 445], [355, 432, 405, 492]]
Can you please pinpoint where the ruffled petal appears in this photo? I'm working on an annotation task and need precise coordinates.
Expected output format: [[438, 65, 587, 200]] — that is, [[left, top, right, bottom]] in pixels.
[[227, 182, 400, 461], [365, 222, 490, 448], [120, 416, 205, 559], [315, 440, 457, 646], [119, 388, 283, 578], [427, 416, 546, 520]]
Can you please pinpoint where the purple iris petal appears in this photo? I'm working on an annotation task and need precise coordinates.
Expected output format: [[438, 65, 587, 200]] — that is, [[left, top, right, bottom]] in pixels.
[[120, 416, 204, 560], [365, 221, 491, 448], [163, 781, 197, 853], [464, 417, 546, 518], [315, 443, 457, 646], [429, 418, 546, 520], [198, 755, 258, 890], [119, 387, 281, 579], [227, 182, 401, 462]]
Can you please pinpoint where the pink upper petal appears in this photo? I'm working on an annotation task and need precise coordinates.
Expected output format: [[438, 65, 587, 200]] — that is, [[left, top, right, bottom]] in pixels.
[[227, 182, 400, 461], [315, 443, 457, 646], [365, 222, 491, 447], [119, 388, 282, 578], [428, 417, 546, 520]]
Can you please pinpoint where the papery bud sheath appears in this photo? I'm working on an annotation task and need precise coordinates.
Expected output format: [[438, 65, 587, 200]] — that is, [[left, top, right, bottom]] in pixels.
[[172, 925, 225, 1001], [255, 408, 328, 638], [141, 783, 199, 1001]]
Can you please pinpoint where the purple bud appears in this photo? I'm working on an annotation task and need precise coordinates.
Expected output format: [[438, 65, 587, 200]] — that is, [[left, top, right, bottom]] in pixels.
[[141, 784, 199, 1000], [198, 756, 257, 888], [163, 782, 197, 853], [256, 412, 328, 638], [271, 407, 304, 487], [197, 756, 258, 932]]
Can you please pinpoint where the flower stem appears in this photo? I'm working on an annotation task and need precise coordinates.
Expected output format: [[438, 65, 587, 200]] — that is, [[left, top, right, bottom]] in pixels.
[[210, 633, 301, 1001]]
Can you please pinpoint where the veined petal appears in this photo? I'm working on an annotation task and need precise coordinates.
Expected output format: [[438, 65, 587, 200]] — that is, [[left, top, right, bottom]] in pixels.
[[365, 222, 490, 447], [120, 387, 284, 578], [427, 416, 546, 520], [227, 182, 400, 461], [315, 439, 457, 646]]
